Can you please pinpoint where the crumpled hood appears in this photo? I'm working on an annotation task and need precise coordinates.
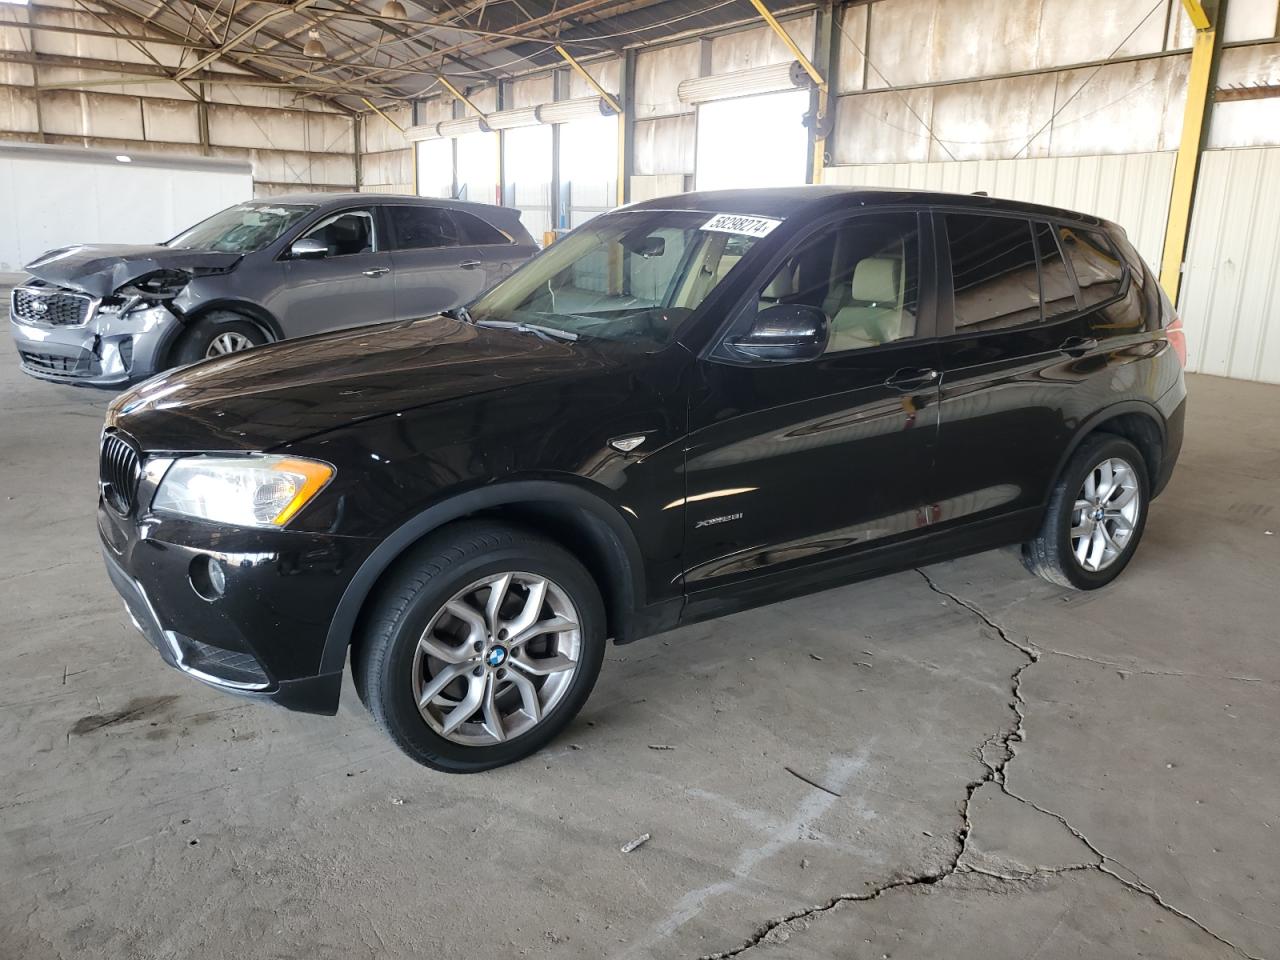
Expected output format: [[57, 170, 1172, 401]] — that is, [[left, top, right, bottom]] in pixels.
[[25, 244, 242, 297], [108, 316, 613, 452]]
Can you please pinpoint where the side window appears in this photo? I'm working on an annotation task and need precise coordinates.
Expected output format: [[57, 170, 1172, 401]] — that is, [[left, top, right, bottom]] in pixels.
[[1033, 221, 1079, 320], [751, 212, 921, 355], [945, 214, 1040, 331], [451, 210, 511, 246], [302, 210, 375, 257], [387, 205, 459, 250], [1059, 227, 1124, 307]]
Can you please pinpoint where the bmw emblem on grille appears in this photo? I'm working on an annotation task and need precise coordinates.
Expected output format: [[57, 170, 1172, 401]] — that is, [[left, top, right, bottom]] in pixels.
[[485, 646, 508, 667]]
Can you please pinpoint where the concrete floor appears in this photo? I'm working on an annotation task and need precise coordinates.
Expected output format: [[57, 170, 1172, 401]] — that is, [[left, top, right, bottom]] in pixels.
[[1, 329, 1277, 960]]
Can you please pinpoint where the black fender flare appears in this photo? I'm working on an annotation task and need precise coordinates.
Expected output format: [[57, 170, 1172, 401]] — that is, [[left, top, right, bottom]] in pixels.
[[318, 480, 647, 675], [1045, 399, 1167, 500], [184, 299, 285, 342]]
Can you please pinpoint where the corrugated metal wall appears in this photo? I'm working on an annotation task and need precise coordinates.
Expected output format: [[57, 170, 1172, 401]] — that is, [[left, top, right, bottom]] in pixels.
[[1179, 147, 1280, 384], [824, 153, 1176, 268]]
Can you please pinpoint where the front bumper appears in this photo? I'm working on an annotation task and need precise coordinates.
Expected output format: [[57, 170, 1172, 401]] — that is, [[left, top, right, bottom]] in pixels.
[[99, 500, 377, 714], [10, 303, 177, 386]]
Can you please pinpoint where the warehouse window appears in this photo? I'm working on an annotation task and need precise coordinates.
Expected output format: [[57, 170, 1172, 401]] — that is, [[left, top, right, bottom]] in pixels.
[[1060, 227, 1124, 307], [945, 215, 1041, 331]]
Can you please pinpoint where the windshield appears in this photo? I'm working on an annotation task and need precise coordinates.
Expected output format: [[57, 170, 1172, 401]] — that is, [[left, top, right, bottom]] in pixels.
[[167, 203, 317, 254], [467, 210, 769, 346]]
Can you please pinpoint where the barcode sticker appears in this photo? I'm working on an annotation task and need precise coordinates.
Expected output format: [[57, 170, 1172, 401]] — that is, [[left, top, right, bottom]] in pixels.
[[700, 213, 783, 238]]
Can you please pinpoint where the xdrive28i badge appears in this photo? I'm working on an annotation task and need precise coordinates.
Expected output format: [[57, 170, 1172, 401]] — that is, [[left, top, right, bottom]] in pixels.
[[695, 512, 744, 529]]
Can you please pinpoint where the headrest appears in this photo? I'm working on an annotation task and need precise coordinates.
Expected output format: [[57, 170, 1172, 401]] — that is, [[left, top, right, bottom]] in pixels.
[[762, 263, 796, 299], [851, 257, 899, 304]]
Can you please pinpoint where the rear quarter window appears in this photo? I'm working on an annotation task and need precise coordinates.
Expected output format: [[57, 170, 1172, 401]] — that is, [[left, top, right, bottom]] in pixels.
[[452, 211, 512, 246], [1059, 227, 1124, 307]]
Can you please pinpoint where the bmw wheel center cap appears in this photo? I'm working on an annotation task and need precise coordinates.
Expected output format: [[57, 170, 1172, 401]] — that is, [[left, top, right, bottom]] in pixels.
[[486, 646, 508, 668]]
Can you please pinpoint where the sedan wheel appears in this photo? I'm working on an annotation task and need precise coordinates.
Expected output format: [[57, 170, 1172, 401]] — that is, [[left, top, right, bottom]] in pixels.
[[412, 571, 582, 746], [205, 331, 256, 357]]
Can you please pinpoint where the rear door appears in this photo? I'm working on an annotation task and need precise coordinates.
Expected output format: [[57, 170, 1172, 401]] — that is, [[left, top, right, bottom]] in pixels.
[[274, 206, 395, 336], [385, 204, 488, 319], [449, 207, 536, 289], [682, 209, 943, 609], [928, 212, 1108, 532]]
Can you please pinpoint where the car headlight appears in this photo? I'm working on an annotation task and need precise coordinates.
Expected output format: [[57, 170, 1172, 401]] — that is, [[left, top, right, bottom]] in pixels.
[[152, 455, 334, 527]]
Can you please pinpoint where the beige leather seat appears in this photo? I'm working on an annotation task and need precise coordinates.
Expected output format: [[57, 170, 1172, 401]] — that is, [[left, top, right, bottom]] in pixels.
[[828, 257, 906, 352]]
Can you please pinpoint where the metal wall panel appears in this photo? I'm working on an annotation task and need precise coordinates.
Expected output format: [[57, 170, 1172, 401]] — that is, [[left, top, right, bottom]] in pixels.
[[1179, 147, 1280, 384], [824, 152, 1176, 269]]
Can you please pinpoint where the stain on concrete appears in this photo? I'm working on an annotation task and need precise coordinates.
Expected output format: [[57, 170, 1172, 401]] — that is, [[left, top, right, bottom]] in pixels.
[[69, 695, 179, 736]]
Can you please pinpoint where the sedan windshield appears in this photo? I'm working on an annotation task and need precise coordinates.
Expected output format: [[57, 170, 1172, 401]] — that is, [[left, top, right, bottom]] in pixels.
[[467, 210, 767, 346], [168, 203, 317, 254]]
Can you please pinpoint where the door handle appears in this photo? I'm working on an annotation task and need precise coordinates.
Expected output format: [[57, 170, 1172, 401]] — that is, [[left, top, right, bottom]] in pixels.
[[459, 260, 482, 270], [885, 367, 939, 391], [362, 267, 390, 278], [1059, 336, 1098, 357]]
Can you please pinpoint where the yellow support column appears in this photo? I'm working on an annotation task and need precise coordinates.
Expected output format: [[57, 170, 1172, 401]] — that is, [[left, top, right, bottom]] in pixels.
[[1160, 1, 1218, 301], [746, 0, 829, 184]]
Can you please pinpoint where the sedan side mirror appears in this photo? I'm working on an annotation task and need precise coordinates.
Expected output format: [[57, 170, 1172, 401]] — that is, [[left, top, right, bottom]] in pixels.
[[289, 237, 329, 260], [726, 303, 829, 363]]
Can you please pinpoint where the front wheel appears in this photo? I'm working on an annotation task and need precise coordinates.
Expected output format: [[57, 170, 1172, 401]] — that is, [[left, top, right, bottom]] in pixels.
[[171, 311, 268, 367], [353, 522, 606, 773], [1022, 434, 1150, 590]]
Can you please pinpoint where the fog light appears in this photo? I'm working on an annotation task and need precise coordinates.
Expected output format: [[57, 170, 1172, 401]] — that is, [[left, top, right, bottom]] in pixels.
[[190, 555, 226, 601]]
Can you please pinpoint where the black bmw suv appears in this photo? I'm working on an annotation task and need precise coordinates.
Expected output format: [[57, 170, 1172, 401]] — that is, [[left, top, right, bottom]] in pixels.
[[99, 187, 1186, 772]]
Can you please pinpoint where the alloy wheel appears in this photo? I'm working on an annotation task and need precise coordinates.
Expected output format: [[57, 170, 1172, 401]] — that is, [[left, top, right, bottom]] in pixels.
[[1070, 457, 1141, 572], [205, 331, 255, 357], [411, 571, 582, 746]]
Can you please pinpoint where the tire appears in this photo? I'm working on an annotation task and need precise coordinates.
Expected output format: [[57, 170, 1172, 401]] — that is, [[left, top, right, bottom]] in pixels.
[[352, 521, 606, 773], [1022, 434, 1151, 590], [171, 311, 268, 366]]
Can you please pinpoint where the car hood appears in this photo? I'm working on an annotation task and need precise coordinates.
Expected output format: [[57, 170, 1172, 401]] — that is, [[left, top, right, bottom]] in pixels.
[[108, 316, 614, 451], [24, 244, 242, 297]]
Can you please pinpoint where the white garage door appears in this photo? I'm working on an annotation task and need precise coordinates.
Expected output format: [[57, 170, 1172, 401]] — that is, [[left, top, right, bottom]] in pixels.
[[1179, 147, 1280, 384], [695, 89, 809, 191]]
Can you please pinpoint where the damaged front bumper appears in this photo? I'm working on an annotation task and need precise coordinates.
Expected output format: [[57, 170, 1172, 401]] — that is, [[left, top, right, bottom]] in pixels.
[[9, 291, 179, 386]]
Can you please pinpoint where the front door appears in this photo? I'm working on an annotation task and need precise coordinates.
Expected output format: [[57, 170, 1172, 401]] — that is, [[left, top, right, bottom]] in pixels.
[[682, 210, 942, 610], [275, 206, 395, 335]]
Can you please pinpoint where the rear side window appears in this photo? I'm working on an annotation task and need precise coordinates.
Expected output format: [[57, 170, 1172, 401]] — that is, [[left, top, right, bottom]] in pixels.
[[452, 210, 512, 246], [945, 214, 1040, 331], [1059, 227, 1124, 306], [387, 205, 458, 250]]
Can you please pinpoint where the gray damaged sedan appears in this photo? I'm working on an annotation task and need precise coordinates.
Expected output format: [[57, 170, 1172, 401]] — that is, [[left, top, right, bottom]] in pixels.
[[8, 194, 538, 386]]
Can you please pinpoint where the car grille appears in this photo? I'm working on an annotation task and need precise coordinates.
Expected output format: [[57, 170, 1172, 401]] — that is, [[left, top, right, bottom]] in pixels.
[[100, 433, 141, 516], [18, 350, 102, 378], [12, 285, 95, 326]]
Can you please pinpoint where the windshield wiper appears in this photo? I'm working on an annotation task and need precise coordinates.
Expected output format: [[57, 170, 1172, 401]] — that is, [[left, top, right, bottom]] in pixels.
[[475, 319, 578, 343], [441, 305, 474, 323]]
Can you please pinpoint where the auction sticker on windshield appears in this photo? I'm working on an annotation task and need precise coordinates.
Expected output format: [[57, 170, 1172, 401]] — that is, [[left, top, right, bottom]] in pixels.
[[701, 213, 783, 238]]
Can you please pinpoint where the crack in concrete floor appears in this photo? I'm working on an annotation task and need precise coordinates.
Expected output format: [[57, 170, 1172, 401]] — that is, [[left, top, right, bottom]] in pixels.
[[698, 569, 1263, 960]]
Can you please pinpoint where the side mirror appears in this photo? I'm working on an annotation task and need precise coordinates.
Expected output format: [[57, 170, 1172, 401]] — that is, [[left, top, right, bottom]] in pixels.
[[726, 303, 829, 363], [289, 237, 328, 260]]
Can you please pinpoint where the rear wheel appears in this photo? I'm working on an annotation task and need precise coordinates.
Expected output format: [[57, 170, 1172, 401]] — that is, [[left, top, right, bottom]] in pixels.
[[353, 522, 605, 773], [1022, 434, 1150, 590], [172, 311, 267, 366]]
